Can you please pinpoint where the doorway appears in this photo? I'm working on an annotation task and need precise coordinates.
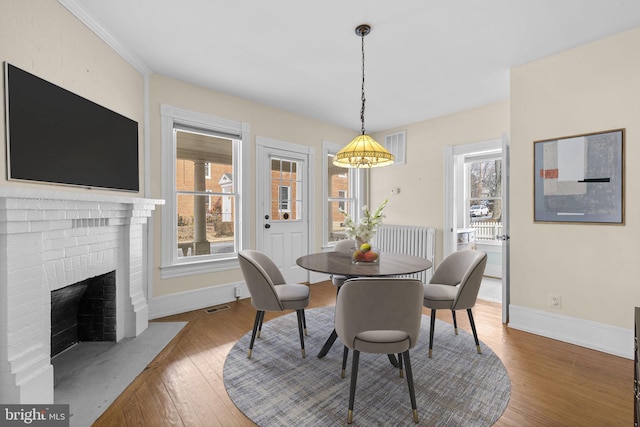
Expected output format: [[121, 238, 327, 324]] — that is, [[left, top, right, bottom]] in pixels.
[[444, 136, 510, 322], [255, 137, 314, 283]]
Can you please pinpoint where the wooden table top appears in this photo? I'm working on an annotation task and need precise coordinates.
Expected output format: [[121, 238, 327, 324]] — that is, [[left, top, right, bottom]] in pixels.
[[296, 251, 432, 277]]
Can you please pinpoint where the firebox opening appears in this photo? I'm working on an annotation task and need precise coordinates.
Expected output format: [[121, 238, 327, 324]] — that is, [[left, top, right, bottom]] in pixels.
[[50, 271, 116, 358]]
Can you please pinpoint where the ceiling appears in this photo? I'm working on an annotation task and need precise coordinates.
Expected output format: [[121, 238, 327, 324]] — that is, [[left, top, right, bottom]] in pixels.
[[70, 0, 640, 133]]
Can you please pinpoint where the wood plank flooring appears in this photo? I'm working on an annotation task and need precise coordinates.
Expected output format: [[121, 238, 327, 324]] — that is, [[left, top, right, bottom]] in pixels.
[[93, 281, 633, 426]]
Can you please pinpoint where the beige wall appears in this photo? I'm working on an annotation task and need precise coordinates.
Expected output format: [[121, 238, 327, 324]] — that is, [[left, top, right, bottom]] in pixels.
[[148, 75, 355, 297], [0, 0, 144, 195], [6, 1, 640, 334], [510, 27, 640, 329], [369, 100, 510, 265]]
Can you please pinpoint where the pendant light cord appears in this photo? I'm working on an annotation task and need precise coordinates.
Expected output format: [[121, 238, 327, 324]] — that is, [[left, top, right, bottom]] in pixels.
[[360, 31, 366, 135], [332, 24, 394, 169]]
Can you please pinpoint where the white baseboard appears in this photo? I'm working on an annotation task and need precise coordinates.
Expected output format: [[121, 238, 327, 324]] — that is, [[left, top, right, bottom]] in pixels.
[[509, 305, 633, 359], [484, 264, 502, 278], [148, 280, 248, 319], [148, 272, 332, 320]]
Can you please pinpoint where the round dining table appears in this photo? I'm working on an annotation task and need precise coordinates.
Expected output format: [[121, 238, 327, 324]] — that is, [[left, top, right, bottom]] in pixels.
[[296, 251, 432, 278], [296, 251, 433, 358]]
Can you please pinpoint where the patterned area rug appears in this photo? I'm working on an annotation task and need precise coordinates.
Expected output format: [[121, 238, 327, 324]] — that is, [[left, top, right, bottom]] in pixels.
[[223, 306, 510, 426]]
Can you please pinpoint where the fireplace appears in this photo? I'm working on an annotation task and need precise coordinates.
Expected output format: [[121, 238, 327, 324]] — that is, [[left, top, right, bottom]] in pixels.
[[0, 187, 162, 404], [51, 271, 116, 358]]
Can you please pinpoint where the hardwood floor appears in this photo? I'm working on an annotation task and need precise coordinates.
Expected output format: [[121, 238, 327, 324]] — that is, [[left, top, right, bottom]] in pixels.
[[93, 281, 633, 426]]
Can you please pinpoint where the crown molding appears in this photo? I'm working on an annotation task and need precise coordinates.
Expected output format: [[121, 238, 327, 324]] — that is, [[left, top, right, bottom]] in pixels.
[[57, 0, 152, 76]]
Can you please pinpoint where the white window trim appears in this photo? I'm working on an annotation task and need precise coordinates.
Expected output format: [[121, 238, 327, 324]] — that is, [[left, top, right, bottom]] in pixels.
[[159, 104, 250, 278], [322, 140, 364, 249]]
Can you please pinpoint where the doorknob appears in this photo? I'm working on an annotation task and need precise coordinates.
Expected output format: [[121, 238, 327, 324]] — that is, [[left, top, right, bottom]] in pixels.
[[265, 224, 271, 229], [264, 215, 270, 220], [499, 234, 510, 241]]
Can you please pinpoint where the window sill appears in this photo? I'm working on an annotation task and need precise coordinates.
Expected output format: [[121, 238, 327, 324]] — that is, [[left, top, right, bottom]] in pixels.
[[160, 256, 239, 279]]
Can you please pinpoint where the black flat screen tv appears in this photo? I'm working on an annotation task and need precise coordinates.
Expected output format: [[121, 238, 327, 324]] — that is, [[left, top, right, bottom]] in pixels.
[[4, 62, 139, 192]]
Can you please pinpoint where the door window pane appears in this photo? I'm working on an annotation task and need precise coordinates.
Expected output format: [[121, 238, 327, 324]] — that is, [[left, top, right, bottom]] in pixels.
[[271, 157, 301, 220], [279, 186, 290, 211]]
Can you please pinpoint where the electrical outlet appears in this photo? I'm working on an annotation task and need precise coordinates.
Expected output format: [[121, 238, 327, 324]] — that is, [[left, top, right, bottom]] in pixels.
[[548, 294, 562, 309]]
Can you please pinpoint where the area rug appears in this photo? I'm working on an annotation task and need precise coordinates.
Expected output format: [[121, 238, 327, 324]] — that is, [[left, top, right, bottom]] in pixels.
[[223, 307, 510, 426]]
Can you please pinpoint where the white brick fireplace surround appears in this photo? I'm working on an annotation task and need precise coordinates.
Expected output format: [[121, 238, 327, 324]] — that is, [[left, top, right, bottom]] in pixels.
[[0, 187, 162, 404]]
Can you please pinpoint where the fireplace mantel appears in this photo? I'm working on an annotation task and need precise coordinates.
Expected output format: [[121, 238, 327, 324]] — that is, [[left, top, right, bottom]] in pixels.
[[0, 187, 163, 404]]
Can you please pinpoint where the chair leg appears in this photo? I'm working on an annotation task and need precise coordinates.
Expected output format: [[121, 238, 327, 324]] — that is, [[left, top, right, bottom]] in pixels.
[[386, 354, 399, 367], [347, 350, 360, 424], [429, 309, 436, 358], [248, 310, 264, 358], [341, 346, 349, 378], [467, 308, 482, 354], [301, 309, 307, 336], [403, 350, 419, 423], [451, 310, 458, 335], [257, 310, 265, 338], [296, 309, 306, 358], [397, 352, 404, 378]]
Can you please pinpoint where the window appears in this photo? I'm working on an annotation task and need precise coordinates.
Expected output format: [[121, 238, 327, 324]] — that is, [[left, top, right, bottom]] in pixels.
[[160, 105, 249, 277], [322, 141, 362, 247], [174, 129, 237, 259], [466, 155, 502, 242]]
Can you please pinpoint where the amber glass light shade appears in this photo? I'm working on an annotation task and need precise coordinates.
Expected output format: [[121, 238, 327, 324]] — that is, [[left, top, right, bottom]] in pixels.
[[333, 134, 394, 168]]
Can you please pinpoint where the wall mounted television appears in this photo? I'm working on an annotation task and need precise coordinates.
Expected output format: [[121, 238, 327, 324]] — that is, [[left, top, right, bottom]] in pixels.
[[4, 62, 139, 192]]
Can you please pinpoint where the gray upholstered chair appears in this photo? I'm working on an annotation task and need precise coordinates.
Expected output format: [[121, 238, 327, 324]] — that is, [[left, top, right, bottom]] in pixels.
[[238, 250, 310, 358], [331, 239, 357, 288], [335, 277, 423, 424], [423, 249, 487, 358]]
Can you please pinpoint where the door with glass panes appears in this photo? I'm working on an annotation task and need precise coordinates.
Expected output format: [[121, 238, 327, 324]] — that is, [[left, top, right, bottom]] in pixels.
[[257, 142, 309, 283]]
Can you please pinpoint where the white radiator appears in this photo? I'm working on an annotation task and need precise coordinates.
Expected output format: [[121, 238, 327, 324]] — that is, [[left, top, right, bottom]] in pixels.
[[371, 224, 435, 283]]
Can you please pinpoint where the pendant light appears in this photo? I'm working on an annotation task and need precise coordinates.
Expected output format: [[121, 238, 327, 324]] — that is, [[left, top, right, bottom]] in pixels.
[[333, 24, 394, 168]]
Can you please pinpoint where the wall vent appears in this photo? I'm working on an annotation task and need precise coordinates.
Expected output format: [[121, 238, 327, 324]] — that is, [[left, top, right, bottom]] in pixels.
[[205, 305, 230, 314], [384, 130, 407, 164]]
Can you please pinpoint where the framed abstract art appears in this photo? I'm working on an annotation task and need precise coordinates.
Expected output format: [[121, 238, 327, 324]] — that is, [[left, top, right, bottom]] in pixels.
[[533, 129, 624, 224]]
